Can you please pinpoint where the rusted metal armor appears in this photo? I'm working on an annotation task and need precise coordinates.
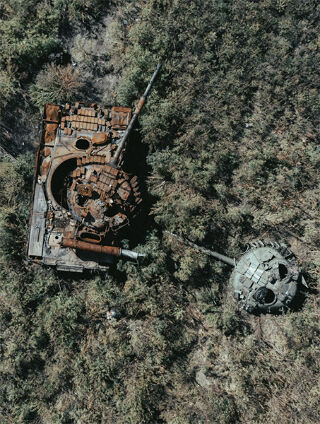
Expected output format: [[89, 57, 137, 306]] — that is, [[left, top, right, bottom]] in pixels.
[[27, 64, 161, 272], [28, 103, 143, 271]]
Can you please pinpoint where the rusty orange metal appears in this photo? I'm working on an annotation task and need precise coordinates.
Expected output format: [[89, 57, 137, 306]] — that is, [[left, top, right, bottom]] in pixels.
[[92, 132, 108, 144], [44, 123, 58, 143], [27, 65, 161, 272], [111, 106, 132, 129], [62, 238, 121, 256], [45, 104, 60, 122], [134, 97, 145, 114], [28, 101, 143, 271]]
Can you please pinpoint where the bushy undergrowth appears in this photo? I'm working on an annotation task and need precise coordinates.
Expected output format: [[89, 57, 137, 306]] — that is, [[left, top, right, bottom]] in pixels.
[[0, 0, 112, 117], [29, 64, 84, 107], [0, 0, 319, 423]]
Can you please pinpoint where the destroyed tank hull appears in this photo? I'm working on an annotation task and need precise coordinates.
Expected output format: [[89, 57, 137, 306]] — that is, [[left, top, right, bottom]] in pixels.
[[27, 102, 143, 272], [27, 64, 161, 272]]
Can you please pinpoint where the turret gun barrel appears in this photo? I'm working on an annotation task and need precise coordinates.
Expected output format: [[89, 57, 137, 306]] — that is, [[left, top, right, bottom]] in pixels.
[[164, 231, 235, 266], [111, 63, 161, 167]]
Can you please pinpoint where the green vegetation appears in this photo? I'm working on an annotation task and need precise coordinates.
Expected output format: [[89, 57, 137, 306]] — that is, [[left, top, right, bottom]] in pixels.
[[0, 0, 319, 423], [29, 64, 84, 107], [0, 0, 110, 115]]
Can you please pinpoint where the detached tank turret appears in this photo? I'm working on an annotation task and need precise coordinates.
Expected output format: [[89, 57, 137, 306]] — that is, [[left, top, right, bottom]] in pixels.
[[230, 241, 306, 313], [27, 64, 161, 272], [166, 232, 307, 314]]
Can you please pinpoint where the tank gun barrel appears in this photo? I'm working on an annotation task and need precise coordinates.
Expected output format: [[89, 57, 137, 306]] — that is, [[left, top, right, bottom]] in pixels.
[[164, 231, 235, 266], [111, 63, 161, 167]]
